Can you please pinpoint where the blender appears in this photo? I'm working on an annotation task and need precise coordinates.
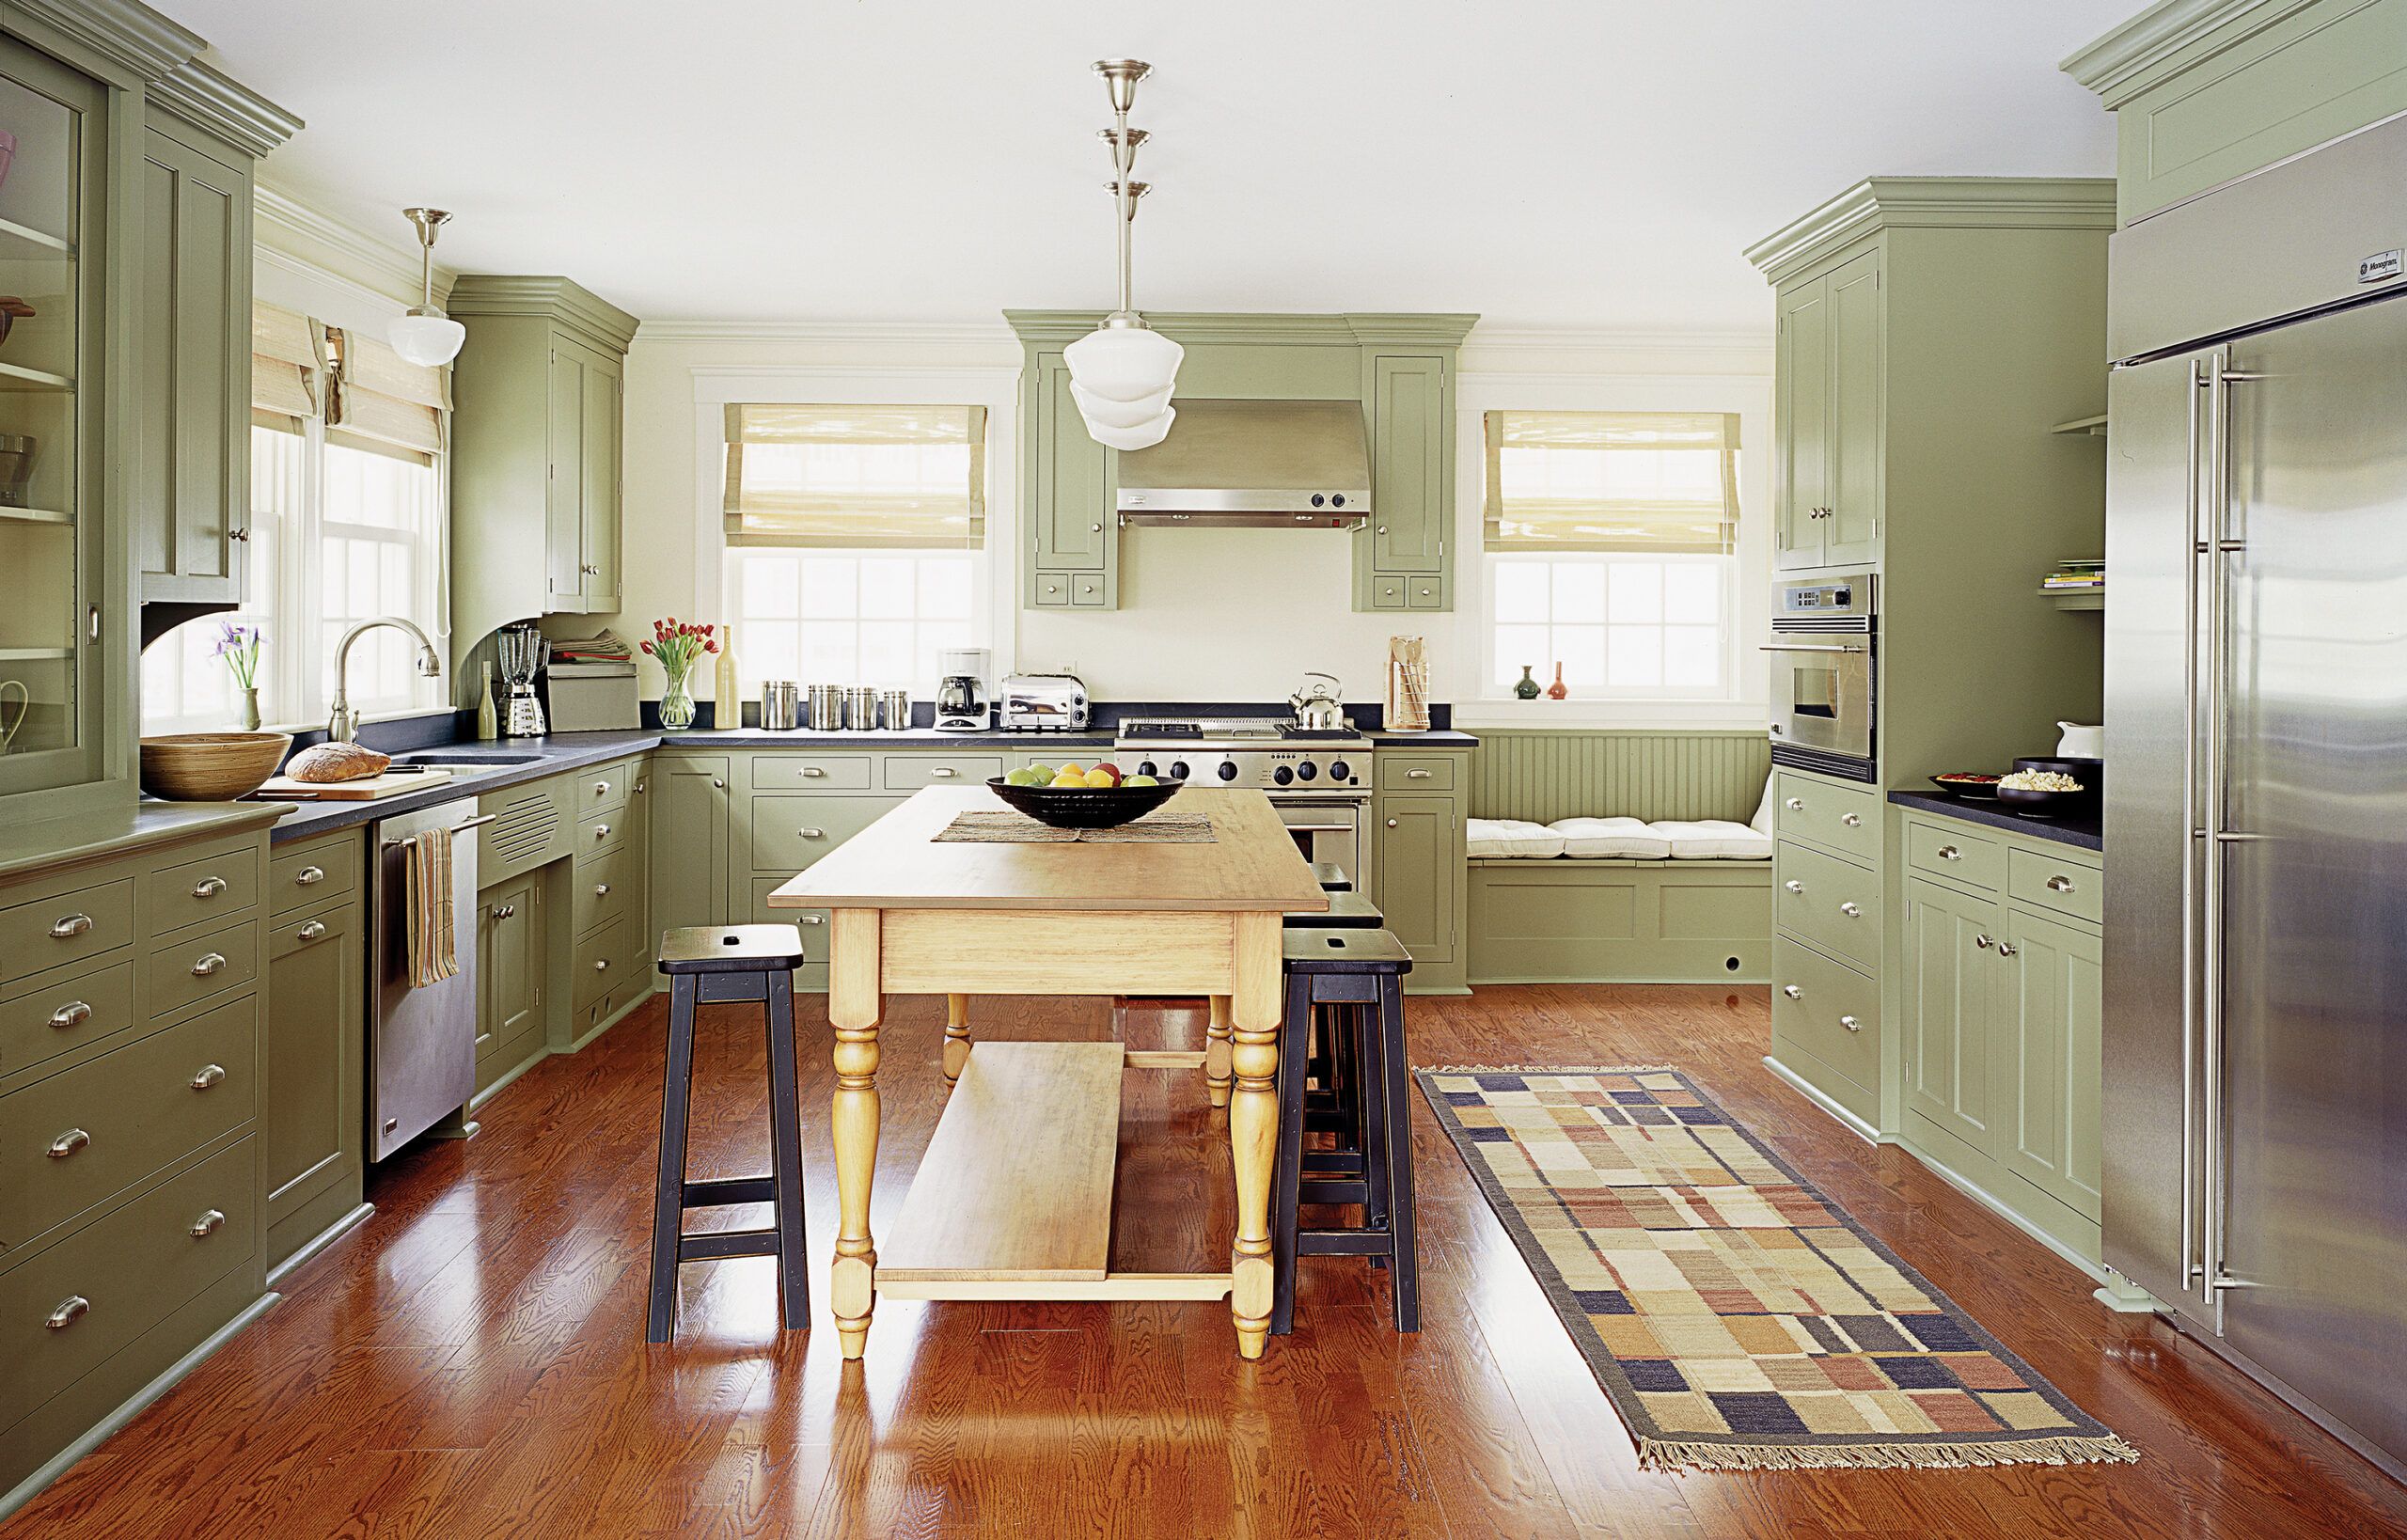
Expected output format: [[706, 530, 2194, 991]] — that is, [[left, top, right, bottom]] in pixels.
[[496, 622, 549, 737]]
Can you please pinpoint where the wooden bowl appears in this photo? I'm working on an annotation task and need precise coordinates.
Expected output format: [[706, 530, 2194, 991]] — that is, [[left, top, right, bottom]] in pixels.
[[140, 731, 293, 801], [986, 777, 1179, 830]]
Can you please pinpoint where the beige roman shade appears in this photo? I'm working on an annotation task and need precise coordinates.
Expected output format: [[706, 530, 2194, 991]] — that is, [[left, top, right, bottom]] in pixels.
[[1482, 410, 1740, 555], [250, 302, 323, 432], [723, 403, 987, 549], [325, 327, 451, 461]]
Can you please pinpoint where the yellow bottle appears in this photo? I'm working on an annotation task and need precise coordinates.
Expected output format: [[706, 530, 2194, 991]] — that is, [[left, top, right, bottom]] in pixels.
[[715, 623, 741, 729]]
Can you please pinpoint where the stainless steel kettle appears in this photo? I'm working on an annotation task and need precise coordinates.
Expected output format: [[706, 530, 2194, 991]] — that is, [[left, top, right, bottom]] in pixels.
[[1289, 671, 1347, 731]]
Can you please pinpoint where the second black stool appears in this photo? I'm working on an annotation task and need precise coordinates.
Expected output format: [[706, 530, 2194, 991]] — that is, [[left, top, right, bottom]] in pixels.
[[1271, 925, 1419, 1335], [1310, 860, 1353, 893], [647, 923, 811, 1344]]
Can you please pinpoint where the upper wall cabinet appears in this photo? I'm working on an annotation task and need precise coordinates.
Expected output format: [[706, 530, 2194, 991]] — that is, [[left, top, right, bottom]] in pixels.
[[1771, 247, 1880, 573], [1003, 312, 1474, 614], [447, 275, 639, 650], [2065, 0, 2407, 227]]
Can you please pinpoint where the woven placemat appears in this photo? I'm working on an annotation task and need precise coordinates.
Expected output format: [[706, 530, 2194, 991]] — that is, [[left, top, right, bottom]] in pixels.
[[935, 810, 1216, 844]]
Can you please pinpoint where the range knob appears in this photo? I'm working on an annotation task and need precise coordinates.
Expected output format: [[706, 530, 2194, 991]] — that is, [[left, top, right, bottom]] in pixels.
[[1169, 761, 1190, 780], [1272, 765, 1295, 786], [1310, 493, 1327, 508], [1296, 761, 1318, 781], [1216, 761, 1239, 782], [1137, 761, 1158, 778], [1329, 759, 1353, 782]]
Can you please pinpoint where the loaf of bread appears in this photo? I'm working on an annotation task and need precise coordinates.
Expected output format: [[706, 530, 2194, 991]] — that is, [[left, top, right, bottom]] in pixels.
[[286, 742, 391, 783]]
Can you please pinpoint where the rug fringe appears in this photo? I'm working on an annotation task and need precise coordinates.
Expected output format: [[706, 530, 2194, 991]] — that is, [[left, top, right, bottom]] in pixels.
[[1636, 1434, 2141, 1473]]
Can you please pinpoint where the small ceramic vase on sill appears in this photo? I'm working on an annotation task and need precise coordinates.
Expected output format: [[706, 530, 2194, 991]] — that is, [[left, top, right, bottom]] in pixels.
[[1547, 664, 1568, 700], [1514, 666, 1541, 700], [238, 687, 261, 731]]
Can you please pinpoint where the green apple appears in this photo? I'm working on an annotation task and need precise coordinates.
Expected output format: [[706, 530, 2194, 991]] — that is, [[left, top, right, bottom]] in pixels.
[[1124, 773, 1158, 786]]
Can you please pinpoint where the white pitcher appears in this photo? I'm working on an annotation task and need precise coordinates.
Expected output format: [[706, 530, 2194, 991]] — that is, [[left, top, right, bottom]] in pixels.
[[2056, 721, 2104, 758]]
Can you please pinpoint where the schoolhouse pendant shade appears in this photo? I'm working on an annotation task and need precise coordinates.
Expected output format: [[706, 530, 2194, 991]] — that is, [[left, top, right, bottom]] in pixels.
[[388, 310, 466, 368], [1086, 404, 1175, 451], [1067, 60, 1179, 447]]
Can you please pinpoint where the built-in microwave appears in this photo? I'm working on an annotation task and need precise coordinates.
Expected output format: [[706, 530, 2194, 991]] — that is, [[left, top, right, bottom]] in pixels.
[[1766, 574, 1877, 781]]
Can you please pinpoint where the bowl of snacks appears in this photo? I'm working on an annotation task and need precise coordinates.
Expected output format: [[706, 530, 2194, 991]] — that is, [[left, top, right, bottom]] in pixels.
[[1995, 768, 2087, 816], [1928, 772, 2002, 800], [989, 761, 1179, 829]]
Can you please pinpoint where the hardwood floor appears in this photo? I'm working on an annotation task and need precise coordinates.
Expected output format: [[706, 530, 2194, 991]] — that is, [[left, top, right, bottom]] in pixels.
[[8, 984, 2404, 1538]]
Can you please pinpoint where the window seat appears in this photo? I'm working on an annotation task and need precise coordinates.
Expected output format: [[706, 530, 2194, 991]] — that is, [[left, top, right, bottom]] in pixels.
[[1466, 816, 1771, 862]]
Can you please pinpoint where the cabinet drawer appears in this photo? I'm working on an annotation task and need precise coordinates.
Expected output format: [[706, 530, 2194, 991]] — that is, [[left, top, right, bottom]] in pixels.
[[147, 919, 260, 1021], [749, 795, 904, 873], [146, 847, 260, 937], [1771, 771, 1878, 862], [1372, 576, 1407, 608], [1772, 935, 1880, 1090], [2, 961, 138, 1082], [269, 836, 358, 917], [1379, 755, 1455, 792], [753, 755, 873, 792], [577, 760, 637, 815], [747, 877, 829, 936], [1072, 574, 1106, 606], [1773, 840, 1881, 968], [574, 841, 636, 936], [1032, 574, 1072, 606], [882, 755, 1003, 791], [1, 993, 258, 1249], [574, 918, 634, 1014], [577, 806, 628, 856], [1905, 820, 2003, 891], [2008, 849, 2103, 927], [268, 901, 353, 963], [1, 880, 134, 989], [1408, 579, 1444, 609], [2, 1136, 256, 1427]]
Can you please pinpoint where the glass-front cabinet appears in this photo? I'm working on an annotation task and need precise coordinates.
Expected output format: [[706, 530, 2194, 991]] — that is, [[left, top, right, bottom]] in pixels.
[[0, 35, 109, 798]]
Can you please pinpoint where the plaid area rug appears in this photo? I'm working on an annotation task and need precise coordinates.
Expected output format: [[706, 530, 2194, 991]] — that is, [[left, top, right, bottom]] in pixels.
[[1417, 1066, 2140, 1472]]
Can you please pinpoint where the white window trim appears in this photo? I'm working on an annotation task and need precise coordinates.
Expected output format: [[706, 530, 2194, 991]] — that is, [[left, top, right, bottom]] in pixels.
[[1451, 370, 1772, 731], [690, 365, 1021, 690]]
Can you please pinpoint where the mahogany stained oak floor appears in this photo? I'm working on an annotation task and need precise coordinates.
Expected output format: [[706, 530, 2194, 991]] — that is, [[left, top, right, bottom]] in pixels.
[[8, 985, 2404, 1539]]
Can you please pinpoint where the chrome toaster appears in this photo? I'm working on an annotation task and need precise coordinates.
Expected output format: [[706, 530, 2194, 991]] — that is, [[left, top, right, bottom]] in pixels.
[[998, 672, 1090, 732]]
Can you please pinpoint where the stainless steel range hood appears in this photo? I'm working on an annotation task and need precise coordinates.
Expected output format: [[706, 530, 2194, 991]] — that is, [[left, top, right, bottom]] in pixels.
[[1114, 399, 1372, 527]]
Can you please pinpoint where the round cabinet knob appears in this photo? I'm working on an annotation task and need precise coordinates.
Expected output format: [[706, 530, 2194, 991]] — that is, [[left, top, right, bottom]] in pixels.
[[593, 883, 611, 898], [1217, 762, 1239, 781], [1091, 523, 1103, 533], [594, 958, 611, 972], [493, 904, 516, 919], [1996, 942, 2019, 958], [1387, 818, 1400, 828], [712, 778, 726, 789], [1782, 984, 1801, 999], [1839, 902, 1861, 918], [1785, 798, 1804, 811], [594, 781, 611, 796], [1975, 934, 1994, 950], [1272, 766, 1294, 786], [1784, 880, 1803, 894], [592, 824, 611, 840], [1169, 762, 1189, 780], [1839, 1014, 1862, 1032], [1377, 525, 1389, 535], [1329, 760, 1352, 782], [1296, 761, 1318, 781]]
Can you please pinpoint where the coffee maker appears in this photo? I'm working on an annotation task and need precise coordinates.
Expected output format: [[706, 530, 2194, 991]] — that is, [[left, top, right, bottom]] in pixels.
[[934, 647, 991, 732]]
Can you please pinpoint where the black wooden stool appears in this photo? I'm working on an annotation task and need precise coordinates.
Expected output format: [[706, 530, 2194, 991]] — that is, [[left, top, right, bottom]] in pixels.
[[647, 924, 811, 1344], [1271, 926, 1418, 1335], [1310, 860, 1353, 893], [1283, 888, 1382, 930], [1285, 890, 1384, 1145]]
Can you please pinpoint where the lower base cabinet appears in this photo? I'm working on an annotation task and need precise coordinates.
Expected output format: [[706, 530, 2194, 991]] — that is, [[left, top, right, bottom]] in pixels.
[[651, 755, 731, 935], [474, 872, 543, 1097], [262, 893, 364, 1272]]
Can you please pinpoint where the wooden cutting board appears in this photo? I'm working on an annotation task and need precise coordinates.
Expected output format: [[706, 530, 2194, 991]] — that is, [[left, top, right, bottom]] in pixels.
[[251, 767, 456, 800]]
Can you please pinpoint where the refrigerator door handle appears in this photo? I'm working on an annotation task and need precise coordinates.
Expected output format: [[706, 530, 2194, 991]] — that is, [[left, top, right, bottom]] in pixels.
[[2179, 354, 2206, 1290]]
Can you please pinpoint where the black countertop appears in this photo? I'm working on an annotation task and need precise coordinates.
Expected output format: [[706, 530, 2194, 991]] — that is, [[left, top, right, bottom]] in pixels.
[[1887, 790, 2103, 853]]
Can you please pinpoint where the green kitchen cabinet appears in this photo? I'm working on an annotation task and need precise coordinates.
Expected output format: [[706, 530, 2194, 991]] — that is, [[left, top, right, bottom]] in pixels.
[[1365, 354, 1446, 580], [1901, 876, 1999, 1155], [474, 870, 543, 1093], [1774, 276, 1831, 569], [1996, 905, 2103, 1224], [651, 754, 731, 934], [1373, 793, 1461, 986], [261, 853, 364, 1274], [447, 275, 639, 656], [1029, 351, 1112, 592], [1773, 246, 1880, 572]]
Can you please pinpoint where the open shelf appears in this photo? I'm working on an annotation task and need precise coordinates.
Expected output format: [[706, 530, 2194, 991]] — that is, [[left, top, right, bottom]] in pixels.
[[0, 645, 73, 661], [0, 215, 73, 259], [0, 504, 71, 527], [2052, 414, 2108, 436], [2040, 588, 2104, 611], [0, 358, 72, 391]]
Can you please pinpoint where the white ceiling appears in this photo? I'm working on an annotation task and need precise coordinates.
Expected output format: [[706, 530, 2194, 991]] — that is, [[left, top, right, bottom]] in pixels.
[[175, 0, 2132, 333]]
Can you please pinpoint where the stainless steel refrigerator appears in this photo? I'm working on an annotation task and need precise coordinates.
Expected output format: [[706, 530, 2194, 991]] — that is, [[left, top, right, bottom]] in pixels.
[[2103, 111, 2406, 1482]]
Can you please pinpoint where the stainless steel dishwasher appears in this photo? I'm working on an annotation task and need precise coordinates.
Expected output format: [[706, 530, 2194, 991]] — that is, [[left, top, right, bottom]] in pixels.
[[370, 796, 488, 1160]]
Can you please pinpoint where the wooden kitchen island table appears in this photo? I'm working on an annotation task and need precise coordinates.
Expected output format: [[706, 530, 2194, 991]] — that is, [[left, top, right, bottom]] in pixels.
[[766, 785, 1328, 1360]]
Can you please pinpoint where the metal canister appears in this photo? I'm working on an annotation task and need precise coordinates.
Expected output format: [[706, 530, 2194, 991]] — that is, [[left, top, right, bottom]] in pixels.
[[806, 684, 843, 730], [761, 681, 800, 731], [877, 689, 912, 731], [841, 685, 879, 731]]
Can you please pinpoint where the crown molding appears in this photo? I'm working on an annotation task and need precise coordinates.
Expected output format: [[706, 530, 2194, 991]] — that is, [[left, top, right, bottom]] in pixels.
[[2059, 0, 2305, 105], [149, 56, 302, 159], [447, 275, 641, 354], [1003, 309, 1480, 348], [1461, 325, 1774, 370], [8, 0, 200, 86], [1745, 177, 2118, 286], [254, 181, 456, 307], [637, 318, 1015, 346]]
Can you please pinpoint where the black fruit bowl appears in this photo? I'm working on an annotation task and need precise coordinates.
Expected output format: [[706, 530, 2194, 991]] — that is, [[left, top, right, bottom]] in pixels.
[[1928, 774, 2002, 801], [1995, 785, 2085, 818], [987, 777, 1179, 830]]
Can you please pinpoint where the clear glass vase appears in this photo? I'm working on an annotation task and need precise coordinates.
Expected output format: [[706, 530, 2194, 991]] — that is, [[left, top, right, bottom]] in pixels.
[[659, 672, 697, 731]]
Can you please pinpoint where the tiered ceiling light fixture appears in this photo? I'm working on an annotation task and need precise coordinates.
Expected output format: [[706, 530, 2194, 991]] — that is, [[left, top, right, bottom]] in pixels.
[[1063, 59, 1182, 450], [387, 207, 466, 367]]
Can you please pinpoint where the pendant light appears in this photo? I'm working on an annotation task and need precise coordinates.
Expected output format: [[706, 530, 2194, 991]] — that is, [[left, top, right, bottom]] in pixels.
[[387, 207, 466, 367], [1064, 60, 1180, 450]]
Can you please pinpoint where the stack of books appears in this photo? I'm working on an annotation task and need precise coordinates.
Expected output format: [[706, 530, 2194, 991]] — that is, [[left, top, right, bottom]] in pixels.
[[2041, 559, 2105, 591]]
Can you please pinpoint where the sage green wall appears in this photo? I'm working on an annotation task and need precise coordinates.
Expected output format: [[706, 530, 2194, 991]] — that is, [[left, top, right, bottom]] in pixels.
[[1468, 730, 1770, 826]]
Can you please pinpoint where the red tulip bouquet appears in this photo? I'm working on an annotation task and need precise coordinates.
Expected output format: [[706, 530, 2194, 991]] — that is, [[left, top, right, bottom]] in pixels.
[[642, 617, 718, 730]]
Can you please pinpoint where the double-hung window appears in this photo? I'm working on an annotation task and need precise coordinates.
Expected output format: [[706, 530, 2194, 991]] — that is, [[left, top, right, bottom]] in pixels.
[[720, 403, 988, 696], [140, 304, 448, 734], [1480, 410, 1741, 699]]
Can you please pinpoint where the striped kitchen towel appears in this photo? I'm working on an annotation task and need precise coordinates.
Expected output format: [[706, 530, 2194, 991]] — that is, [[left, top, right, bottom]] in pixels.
[[404, 832, 459, 988]]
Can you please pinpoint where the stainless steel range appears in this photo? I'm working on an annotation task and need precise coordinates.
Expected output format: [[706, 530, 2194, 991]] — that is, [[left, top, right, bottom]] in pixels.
[[1114, 717, 1370, 881]]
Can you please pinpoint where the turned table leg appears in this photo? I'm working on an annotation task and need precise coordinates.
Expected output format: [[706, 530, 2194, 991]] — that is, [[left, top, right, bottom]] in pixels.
[[828, 908, 885, 1359], [1204, 995, 1234, 1109], [1227, 912, 1282, 1359], [943, 993, 972, 1089]]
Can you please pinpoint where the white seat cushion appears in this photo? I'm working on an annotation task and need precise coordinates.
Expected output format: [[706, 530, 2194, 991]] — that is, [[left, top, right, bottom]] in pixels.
[[1550, 817, 1670, 859], [1650, 819, 1775, 859], [1466, 818, 1566, 858]]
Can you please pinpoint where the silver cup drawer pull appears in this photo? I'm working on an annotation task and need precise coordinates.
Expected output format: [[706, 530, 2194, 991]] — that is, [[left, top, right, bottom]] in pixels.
[[1937, 845, 1961, 861], [190, 952, 227, 978], [49, 1127, 89, 1158], [931, 767, 958, 778], [189, 875, 228, 899], [46, 1296, 89, 1330], [297, 920, 328, 942], [1839, 1014, 1863, 1032], [49, 913, 93, 940], [1784, 880, 1803, 893], [293, 865, 325, 886], [1407, 768, 1433, 778], [190, 1208, 226, 1238], [49, 999, 92, 1029], [1839, 902, 1862, 918], [799, 827, 825, 840], [1841, 813, 1862, 828], [191, 1063, 227, 1092], [803, 766, 826, 778], [1784, 797, 1803, 811], [2046, 874, 2076, 893], [1782, 983, 1801, 999], [801, 915, 826, 925]]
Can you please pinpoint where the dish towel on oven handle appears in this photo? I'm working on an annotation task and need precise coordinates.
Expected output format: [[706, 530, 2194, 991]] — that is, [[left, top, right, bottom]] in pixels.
[[404, 831, 460, 988]]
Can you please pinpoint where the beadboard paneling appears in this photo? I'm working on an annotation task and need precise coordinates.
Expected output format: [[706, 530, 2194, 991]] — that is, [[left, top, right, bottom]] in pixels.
[[1468, 730, 1771, 825]]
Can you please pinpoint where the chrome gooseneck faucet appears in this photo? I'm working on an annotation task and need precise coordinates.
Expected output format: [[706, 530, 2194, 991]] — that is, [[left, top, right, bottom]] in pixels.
[[327, 617, 443, 742]]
